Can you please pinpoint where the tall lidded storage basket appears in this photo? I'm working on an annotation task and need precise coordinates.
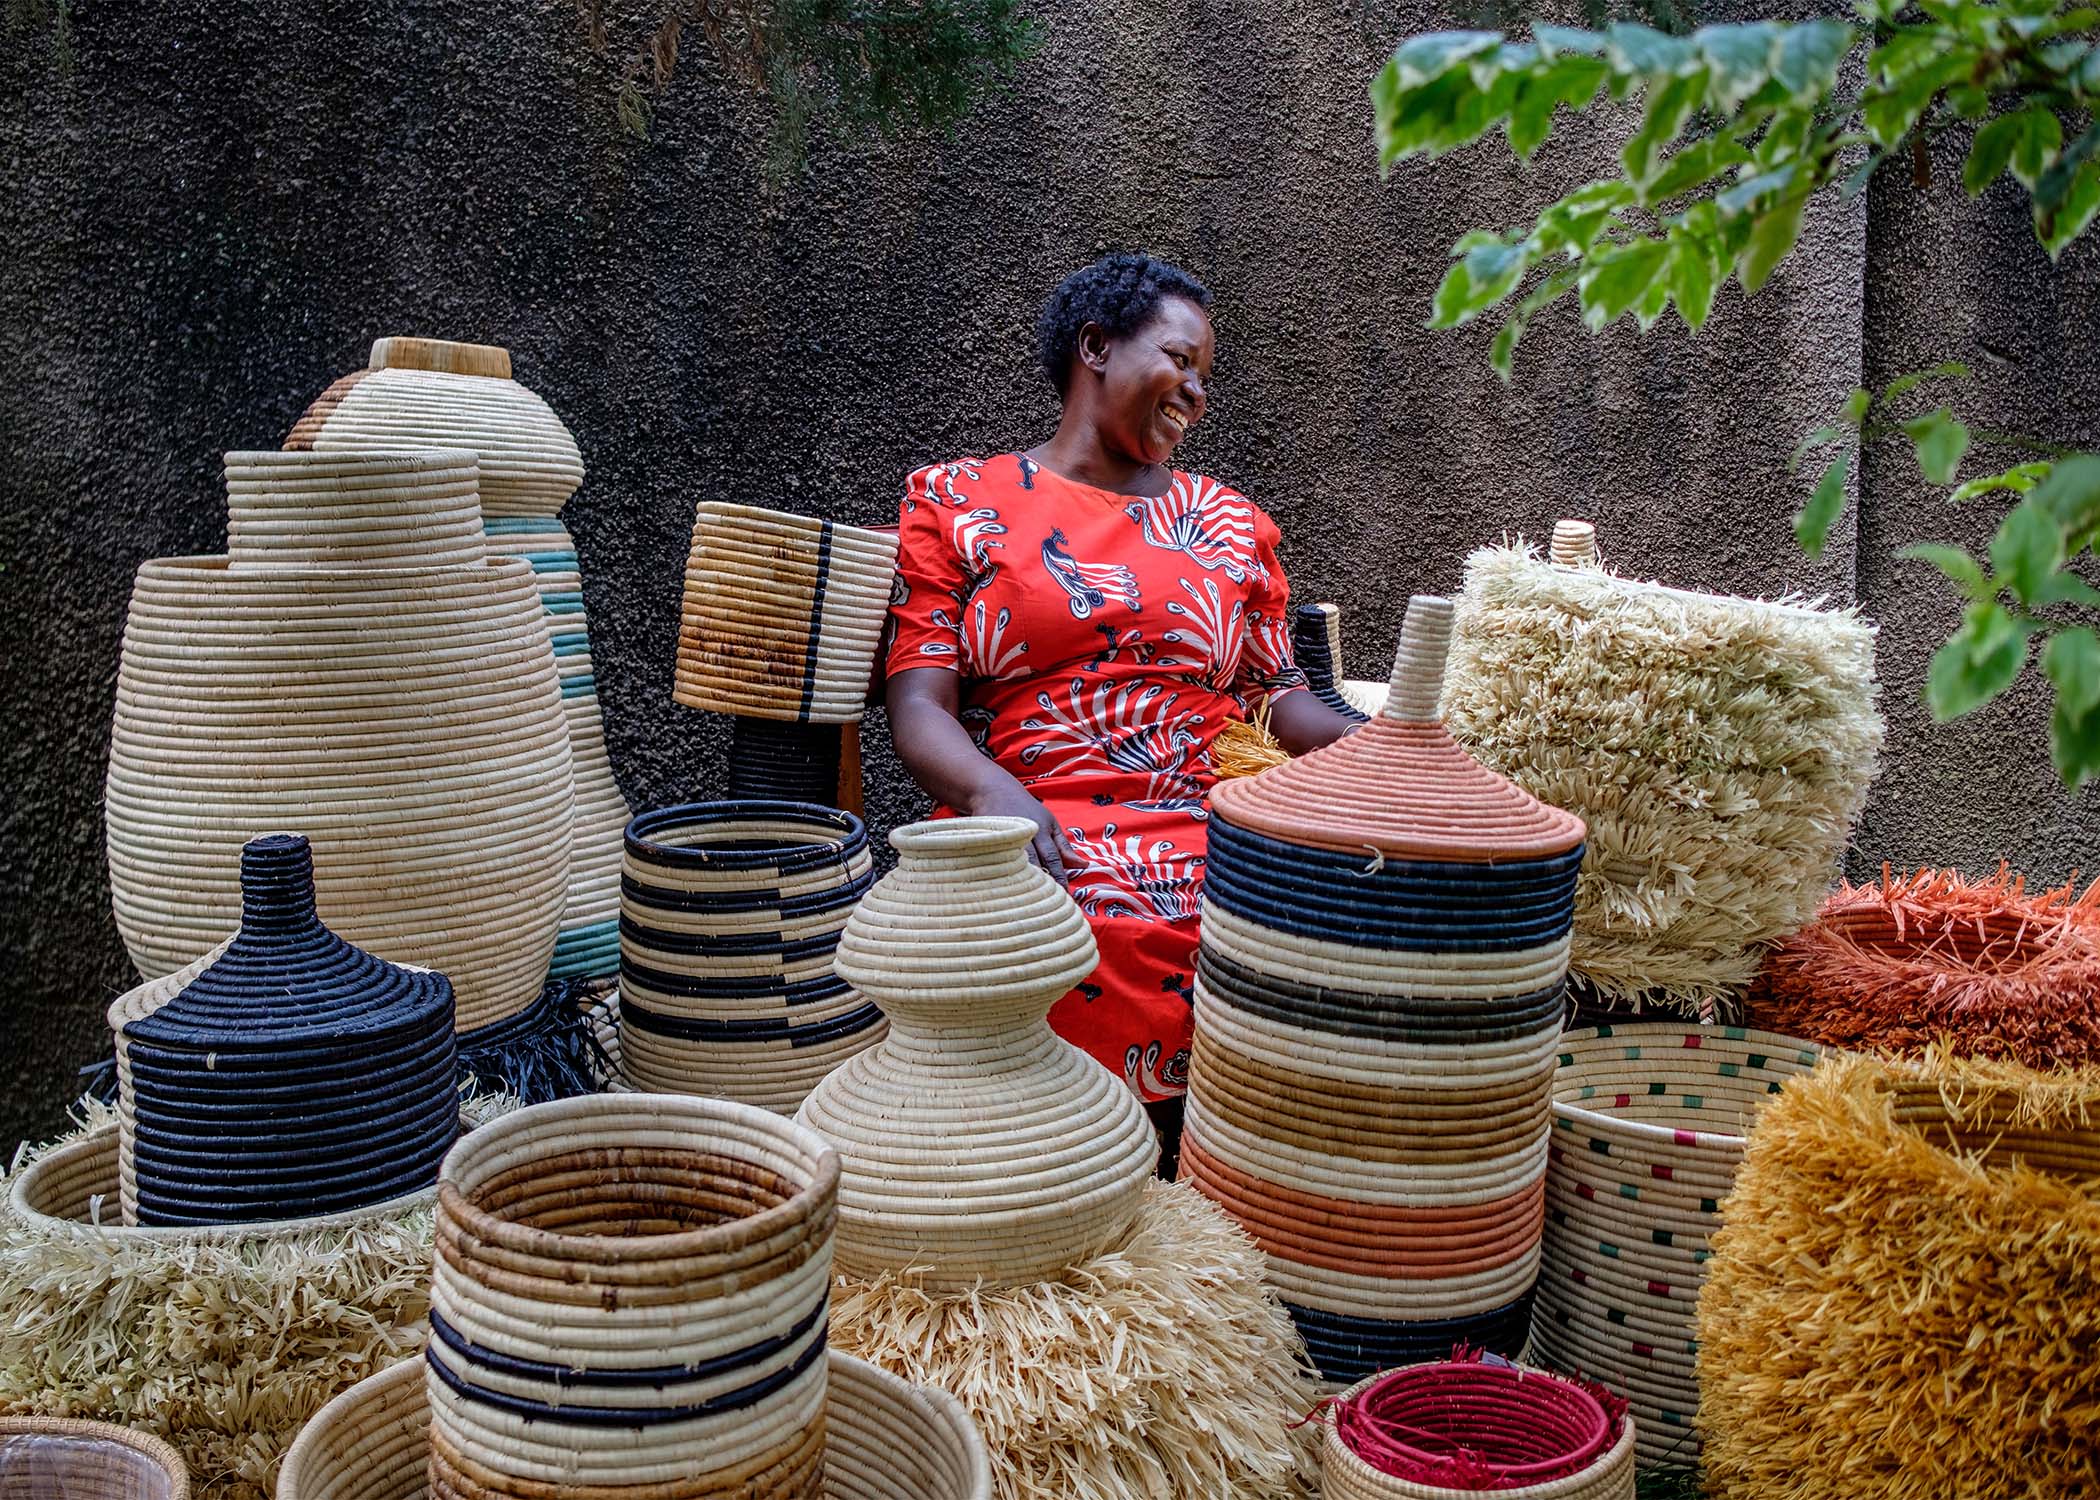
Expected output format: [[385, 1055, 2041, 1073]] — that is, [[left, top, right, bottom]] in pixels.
[[1182, 596, 1587, 1386], [105, 448, 574, 1037], [286, 337, 628, 983]]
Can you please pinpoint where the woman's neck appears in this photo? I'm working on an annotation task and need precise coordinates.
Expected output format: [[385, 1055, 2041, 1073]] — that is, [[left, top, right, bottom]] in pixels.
[[1023, 415, 1169, 498]]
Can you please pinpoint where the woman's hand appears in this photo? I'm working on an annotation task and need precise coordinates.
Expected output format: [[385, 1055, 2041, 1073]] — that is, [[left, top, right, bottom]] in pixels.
[[962, 779, 1074, 885], [1269, 688, 1365, 755]]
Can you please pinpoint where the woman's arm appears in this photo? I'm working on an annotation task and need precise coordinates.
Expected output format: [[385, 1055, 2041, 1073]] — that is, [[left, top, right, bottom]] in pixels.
[[1267, 689, 1364, 755], [886, 667, 1074, 883]]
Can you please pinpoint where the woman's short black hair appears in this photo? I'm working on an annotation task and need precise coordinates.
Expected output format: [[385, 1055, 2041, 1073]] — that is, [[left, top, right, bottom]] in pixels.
[[1036, 251, 1213, 398]]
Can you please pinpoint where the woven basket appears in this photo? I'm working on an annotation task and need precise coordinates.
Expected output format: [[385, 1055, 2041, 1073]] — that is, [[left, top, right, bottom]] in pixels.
[[1442, 520, 1882, 1016], [617, 802, 883, 1111], [1531, 1023, 1820, 1469], [105, 547, 573, 1034], [674, 502, 899, 725], [428, 1094, 839, 1497], [0, 1419, 191, 1500], [285, 348, 626, 984], [1291, 603, 1371, 723], [223, 450, 487, 568], [1321, 1363, 1637, 1500], [796, 817, 1157, 1290], [1183, 596, 1586, 1386], [277, 1348, 988, 1500]]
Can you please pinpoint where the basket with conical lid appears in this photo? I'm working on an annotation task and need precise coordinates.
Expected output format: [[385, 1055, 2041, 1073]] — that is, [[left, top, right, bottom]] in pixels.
[[796, 817, 1157, 1289]]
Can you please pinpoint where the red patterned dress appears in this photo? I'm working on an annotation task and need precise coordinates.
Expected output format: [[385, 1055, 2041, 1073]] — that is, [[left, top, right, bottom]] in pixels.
[[886, 453, 1308, 1101]]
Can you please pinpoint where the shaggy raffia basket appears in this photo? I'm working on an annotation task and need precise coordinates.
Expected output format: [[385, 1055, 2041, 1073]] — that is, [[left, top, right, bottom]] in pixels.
[[1696, 1050, 2100, 1498], [427, 1093, 839, 1499], [1533, 1023, 1820, 1469], [1442, 521, 1882, 1017], [0, 1418, 190, 1500], [277, 1349, 990, 1500], [286, 340, 626, 982], [1750, 866, 2100, 1070], [618, 802, 883, 1111], [0, 1109, 447, 1500], [796, 816, 1157, 1290]]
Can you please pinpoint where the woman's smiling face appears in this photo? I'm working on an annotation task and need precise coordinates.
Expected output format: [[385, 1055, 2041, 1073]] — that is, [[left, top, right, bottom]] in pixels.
[[1082, 295, 1214, 467]]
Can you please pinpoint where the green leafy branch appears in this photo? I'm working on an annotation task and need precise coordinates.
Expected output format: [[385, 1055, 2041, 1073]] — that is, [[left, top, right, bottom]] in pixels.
[[1373, 2, 2100, 379]]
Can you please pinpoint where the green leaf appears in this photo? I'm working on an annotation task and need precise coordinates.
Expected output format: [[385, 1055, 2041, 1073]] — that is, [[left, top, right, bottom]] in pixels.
[[1579, 239, 1671, 328], [1794, 424, 1850, 464], [1737, 194, 1805, 293], [2046, 629, 2100, 719], [1796, 449, 1850, 557], [1773, 19, 1853, 99], [2037, 143, 2100, 258], [1717, 163, 1798, 217], [2036, 571, 2100, 608], [1965, 111, 2025, 193], [1534, 180, 1636, 255], [1532, 23, 1607, 58], [1926, 602, 2031, 721], [1635, 272, 1672, 331], [1490, 321, 1521, 381], [1605, 22, 1699, 77], [1899, 541, 1989, 598], [1902, 407, 1971, 483], [1391, 31, 1504, 90], [1882, 361, 1969, 403], [1862, 49, 1970, 149], [2008, 107, 2064, 191], [2049, 696, 2100, 788], [1988, 499, 2066, 605], [1430, 237, 1529, 328], [1696, 23, 1781, 111], [1951, 461, 2052, 502], [1843, 387, 1873, 425], [1623, 72, 1704, 183], [1644, 135, 1755, 203], [1663, 238, 1718, 330], [2031, 454, 2100, 538]]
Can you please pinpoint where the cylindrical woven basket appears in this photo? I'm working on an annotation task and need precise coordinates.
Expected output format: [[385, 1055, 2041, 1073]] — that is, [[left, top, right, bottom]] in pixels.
[[1696, 1050, 2100, 1499], [108, 833, 458, 1229], [618, 802, 883, 1112], [1182, 596, 1586, 1387], [674, 502, 899, 725], [0, 1418, 191, 1500], [104, 551, 573, 1034], [1291, 602, 1372, 723], [284, 349, 627, 985], [278, 1348, 989, 1500], [1321, 1363, 1637, 1500], [1532, 1023, 1820, 1469], [796, 817, 1157, 1290], [427, 1094, 840, 1498]]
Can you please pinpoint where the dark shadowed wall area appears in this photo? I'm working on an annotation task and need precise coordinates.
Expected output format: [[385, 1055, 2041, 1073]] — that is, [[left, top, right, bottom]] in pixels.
[[3, 0, 2095, 1148]]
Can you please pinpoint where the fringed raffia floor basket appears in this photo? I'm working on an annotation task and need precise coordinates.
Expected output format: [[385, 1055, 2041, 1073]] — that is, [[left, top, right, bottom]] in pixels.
[[277, 1348, 989, 1500], [1183, 596, 1586, 1388], [1697, 1050, 2100, 1498], [286, 338, 626, 983], [618, 802, 883, 1111], [1442, 519, 1882, 1017], [426, 1094, 840, 1498], [1532, 1023, 1820, 1469], [0, 1418, 191, 1500]]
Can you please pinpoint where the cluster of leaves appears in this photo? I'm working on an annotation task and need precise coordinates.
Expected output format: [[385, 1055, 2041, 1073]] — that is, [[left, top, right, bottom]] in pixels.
[[1795, 369, 2100, 786], [578, 0, 1039, 158], [1372, 0, 2100, 380]]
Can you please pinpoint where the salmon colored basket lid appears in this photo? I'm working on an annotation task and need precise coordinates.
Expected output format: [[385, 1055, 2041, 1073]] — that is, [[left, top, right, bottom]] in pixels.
[[1210, 595, 1586, 863]]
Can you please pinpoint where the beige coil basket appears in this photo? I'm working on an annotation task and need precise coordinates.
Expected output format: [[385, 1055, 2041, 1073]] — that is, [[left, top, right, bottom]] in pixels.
[[796, 817, 1156, 1290], [674, 503, 899, 725], [426, 1094, 840, 1499], [0, 1419, 190, 1500], [277, 1349, 989, 1500]]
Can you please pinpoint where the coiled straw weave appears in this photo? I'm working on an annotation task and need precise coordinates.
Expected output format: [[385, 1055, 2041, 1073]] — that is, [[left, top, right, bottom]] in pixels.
[[0, 1419, 191, 1500]]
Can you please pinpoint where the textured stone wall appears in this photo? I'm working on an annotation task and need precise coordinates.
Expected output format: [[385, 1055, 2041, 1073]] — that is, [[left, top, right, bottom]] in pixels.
[[3, 0, 2093, 1147]]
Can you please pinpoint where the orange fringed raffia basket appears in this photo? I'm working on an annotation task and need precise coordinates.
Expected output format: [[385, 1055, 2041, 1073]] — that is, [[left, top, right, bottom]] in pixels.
[[1749, 865, 2100, 1070]]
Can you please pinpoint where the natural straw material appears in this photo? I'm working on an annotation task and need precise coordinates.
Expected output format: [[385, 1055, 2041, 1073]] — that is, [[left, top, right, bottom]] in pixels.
[[675, 502, 899, 725], [798, 817, 1156, 1289], [105, 553, 573, 1034], [1533, 1024, 1820, 1470], [1696, 1050, 2100, 1500], [1443, 531, 1882, 1016], [1750, 866, 2100, 1070], [0, 1419, 191, 1500], [830, 1180, 1313, 1500], [223, 450, 486, 569]]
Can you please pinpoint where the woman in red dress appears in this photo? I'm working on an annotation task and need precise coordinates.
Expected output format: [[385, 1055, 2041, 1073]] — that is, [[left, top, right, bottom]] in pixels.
[[885, 253, 1360, 1164]]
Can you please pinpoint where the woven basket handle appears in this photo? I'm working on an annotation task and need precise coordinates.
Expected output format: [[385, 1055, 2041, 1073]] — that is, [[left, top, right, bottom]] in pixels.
[[1380, 595, 1453, 723]]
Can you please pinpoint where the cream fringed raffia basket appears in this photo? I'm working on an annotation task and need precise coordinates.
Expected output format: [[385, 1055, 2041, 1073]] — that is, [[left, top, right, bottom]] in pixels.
[[1531, 1024, 1820, 1470], [796, 816, 1157, 1289], [286, 340, 627, 982], [105, 450, 573, 1035], [0, 1419, 191, 1500], [426, 1094, 840, 1499]]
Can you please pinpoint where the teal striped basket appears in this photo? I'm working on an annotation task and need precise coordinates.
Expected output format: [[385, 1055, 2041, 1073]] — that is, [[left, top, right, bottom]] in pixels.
[[1531, 1023, 1822, 1471]]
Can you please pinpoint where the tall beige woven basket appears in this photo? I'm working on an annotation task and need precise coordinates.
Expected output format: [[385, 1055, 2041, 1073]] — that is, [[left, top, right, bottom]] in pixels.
[[285, 342, 627, 983], [796, 817, 1157, 1290], [104, 450, 573, 1033]]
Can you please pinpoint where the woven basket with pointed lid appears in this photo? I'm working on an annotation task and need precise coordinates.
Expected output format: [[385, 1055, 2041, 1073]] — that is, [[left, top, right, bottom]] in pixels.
[[795, 817, 1157, 1290], [287, 343, 627, 983], [1184, 596, 1585, 1386]]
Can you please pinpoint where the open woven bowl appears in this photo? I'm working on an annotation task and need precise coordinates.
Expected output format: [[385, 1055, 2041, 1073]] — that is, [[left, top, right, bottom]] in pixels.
[[0, 1419, 190, 1500], [278, 1348, 989, 1500]]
